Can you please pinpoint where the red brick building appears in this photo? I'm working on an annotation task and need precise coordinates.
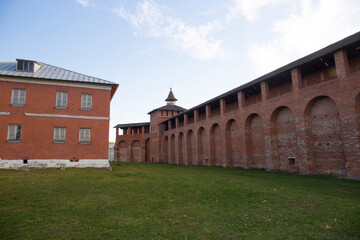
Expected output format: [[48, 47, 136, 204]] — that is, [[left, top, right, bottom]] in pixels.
[[115, 32, 360, 180], [0, 59, 118, 169]]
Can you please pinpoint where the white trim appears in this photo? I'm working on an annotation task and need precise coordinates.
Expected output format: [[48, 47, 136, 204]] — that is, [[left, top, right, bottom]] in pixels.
[[0, 159, 110, 169], [0, 112, 10, 115], [24, 113, 110, 120], [0, 76, 112, 90]]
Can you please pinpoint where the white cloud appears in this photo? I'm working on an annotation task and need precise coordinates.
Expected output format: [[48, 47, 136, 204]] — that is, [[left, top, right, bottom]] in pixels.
[[76, 0, 89, 8], [226, 0, 288, 21], [112, 1, 164, 38], [247, 0, 360, 75], [112, 0, 226, 60], [75, 0, 104, 9]]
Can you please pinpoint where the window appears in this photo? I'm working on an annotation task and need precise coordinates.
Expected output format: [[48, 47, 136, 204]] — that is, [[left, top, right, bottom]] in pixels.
[[8, 124, 22, 142], [79, 128, 91, 143], [11, 89, 26, 105], [53, 127, 66, 143], [81, 94, 92, 109], [17, 60, 34, 72], [56, 92, 68, 108], [288, 157, 295, 165]]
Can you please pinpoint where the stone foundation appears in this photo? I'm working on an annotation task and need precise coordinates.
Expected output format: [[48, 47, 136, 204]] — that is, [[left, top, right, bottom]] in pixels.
[[0, 159, 110, 170]]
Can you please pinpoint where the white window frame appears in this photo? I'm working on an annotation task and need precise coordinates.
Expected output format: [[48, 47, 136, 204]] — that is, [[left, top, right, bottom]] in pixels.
[[11, 89, 26, 106], [56, 91, 68, 108], [7, 124, 22, 142], [79, 128, 91, 143], [81, 94, 92, 110], [53, 127, 66, 143]]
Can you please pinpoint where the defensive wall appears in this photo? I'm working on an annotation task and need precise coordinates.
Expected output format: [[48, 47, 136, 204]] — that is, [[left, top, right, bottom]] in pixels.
[[115, 32, 360, 179]]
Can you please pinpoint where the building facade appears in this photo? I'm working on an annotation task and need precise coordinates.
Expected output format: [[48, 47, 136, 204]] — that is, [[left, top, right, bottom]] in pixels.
[[0, 59, 118, 169], [115, 32, 360, 180]]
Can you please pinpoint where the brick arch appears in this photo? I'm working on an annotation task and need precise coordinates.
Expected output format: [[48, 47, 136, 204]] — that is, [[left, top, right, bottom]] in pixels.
[[197, 127, 208, 166], [186, 130, 195, 165], [178, 132, 185, 165], [270, 106, 298, 172], [145, 138, 150, 163], [170, 134, 176, 164], [225, 119, 241, 167], [305, 96, 346, 176], [162, 136, 169, 164], [131, 140, 141, 163], [356, 93, 360, 139], [245, 113, 265, 169], [117, 140, 127, 162], [210, 123, 222, 166]]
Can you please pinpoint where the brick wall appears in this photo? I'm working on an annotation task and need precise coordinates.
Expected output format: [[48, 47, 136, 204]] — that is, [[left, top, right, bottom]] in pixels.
[[0, 78, 111, 162], [114, 49, 360, 180]]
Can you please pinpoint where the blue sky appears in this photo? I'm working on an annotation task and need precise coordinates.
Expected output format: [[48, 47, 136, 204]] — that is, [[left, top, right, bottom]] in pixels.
[[1, 0, 360, 141]]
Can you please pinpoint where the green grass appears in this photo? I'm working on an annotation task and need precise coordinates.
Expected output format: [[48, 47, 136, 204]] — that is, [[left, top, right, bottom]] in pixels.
[[0, 163, 359, 240]]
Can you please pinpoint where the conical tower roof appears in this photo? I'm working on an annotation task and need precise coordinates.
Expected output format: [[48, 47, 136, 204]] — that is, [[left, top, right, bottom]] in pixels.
[[165, 88, 177, 102], [148, 88, 186, 114]]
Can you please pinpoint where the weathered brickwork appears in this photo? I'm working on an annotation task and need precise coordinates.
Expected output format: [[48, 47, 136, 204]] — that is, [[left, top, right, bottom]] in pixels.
[[115, 33, 360, 180], [270, 107, 298, 172]]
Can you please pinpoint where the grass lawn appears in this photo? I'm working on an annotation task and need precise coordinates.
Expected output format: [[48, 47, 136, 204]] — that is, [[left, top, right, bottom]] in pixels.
[[0, 163, 359, 239]]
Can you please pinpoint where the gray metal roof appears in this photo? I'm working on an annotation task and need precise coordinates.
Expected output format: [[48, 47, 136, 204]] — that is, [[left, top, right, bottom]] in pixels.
[[0, 60, 117, 85], [114, 122, 150, 129]]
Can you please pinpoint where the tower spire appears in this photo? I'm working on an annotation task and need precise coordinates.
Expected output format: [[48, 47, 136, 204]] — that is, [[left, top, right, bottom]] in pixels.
[[165, 88, 177, 105]]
